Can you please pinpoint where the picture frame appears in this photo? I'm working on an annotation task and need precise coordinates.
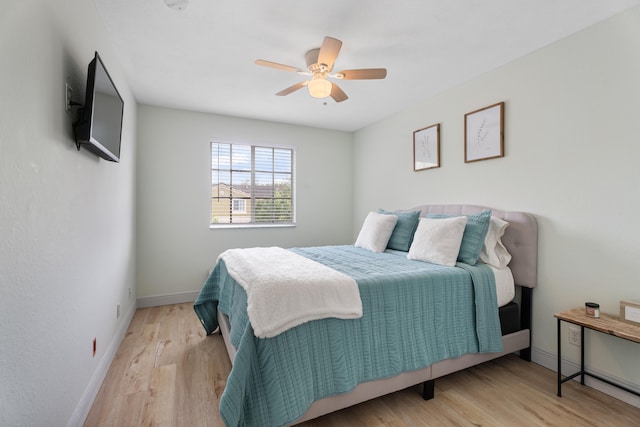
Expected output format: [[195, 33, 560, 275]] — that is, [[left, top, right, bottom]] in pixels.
[[464, 102, 504, 163], [413, 123, 440, 171]]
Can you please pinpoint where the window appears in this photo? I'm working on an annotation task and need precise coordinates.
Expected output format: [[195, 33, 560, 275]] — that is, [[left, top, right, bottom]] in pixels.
[[232, 199, 246, 213], [211, 142, 294, 226]]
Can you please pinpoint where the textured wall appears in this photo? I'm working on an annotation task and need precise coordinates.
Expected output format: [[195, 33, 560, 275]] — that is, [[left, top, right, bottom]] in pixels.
[[0, 1, 137, 425]]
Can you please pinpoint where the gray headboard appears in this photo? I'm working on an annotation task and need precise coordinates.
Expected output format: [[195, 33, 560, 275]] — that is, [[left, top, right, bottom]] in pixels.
[[404, 205, 538, 288]]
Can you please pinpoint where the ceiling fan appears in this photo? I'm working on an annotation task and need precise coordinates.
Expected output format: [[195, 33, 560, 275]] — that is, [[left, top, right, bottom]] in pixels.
[[255, 36, 387, 103]]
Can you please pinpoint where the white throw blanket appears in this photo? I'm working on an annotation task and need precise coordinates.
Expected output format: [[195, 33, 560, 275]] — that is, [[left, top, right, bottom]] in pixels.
[[219, 247, 362, 338]]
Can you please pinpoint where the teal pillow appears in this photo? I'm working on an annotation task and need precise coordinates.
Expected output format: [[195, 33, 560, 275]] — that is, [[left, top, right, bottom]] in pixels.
[[426, 210, 491, 265], [378, 209, 420, 251]]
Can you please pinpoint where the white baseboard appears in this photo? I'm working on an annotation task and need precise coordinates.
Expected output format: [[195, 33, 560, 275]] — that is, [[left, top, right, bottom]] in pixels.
[[66, 303, 137, 427], [67, 291, 199, 425], [136, 291, 199, 308], [532, 347, 640, 408]]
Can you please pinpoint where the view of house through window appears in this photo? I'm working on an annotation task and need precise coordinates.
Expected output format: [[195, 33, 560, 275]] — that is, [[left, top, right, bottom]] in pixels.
[[211, 142, 294, 225]]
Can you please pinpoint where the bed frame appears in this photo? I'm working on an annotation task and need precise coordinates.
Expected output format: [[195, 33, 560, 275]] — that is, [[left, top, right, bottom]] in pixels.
[[216, 204, 538, 425]]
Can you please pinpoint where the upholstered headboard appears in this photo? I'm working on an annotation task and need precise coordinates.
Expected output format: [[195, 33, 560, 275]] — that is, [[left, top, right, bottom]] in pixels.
[[405, 205, 538, 288]]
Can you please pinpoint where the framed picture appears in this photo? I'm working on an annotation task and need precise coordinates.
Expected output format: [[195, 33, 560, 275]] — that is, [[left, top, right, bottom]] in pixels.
[[464, 102, 504, 162], [413, 123, 440, 171]]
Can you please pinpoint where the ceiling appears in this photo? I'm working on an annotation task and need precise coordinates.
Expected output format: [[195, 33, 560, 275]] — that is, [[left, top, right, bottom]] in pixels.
[[94, 0, 639, 132]]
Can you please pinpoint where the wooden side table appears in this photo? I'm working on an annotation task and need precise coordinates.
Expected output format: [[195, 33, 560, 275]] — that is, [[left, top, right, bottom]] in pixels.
[[555, 307, 640, 397]]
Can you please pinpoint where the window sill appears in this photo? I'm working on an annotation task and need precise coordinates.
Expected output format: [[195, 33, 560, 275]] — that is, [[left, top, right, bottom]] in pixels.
[[209, 223, 296, 230]]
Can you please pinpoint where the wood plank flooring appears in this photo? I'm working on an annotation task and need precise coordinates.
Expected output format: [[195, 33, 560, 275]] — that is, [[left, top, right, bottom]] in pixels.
[[85, 303, 640, 426]]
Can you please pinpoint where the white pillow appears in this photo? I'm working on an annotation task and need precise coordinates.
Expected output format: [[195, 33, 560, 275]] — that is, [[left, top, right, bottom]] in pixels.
[[407, 216, 468, 266], [479, 216, 512, 268], [354, 212, 398, 253]]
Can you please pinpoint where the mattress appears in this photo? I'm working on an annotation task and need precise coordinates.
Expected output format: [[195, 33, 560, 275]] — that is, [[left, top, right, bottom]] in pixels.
[[490, 265, 515, 307]]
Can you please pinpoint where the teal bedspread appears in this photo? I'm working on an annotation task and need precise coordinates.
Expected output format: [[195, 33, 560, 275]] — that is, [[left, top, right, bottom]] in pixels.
[[194, 245, 502, 427]]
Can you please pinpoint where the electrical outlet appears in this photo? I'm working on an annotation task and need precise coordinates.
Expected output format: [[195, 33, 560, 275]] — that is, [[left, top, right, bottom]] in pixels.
[[569, 326, 581, 346], [65, 83, 74, 113], [117, 304, 120, 319]]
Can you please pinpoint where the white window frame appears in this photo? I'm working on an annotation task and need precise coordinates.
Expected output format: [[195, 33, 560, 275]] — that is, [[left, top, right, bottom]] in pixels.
[[210, 141, 295, 228], [232, 199, 246, 213]]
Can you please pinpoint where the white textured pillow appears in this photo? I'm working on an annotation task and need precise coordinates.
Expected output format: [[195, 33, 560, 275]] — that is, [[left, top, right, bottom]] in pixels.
[[407, 216, 468, 266], [479, 216, 512, 268], [354, 212, 398, 253]]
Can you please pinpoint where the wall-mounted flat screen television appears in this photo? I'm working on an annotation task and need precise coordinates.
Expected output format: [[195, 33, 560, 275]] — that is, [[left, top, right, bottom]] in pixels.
[[73, 52, 124, 162]]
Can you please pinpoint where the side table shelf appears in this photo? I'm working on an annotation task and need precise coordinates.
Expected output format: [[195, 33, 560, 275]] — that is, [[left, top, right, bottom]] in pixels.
[[555, 307, 640, 397]]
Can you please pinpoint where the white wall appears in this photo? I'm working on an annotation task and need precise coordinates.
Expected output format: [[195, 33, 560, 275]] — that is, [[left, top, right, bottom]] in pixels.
[[136, 105, 353, 299], [0, 1, 137, 426], [353, 6, 640, 403]]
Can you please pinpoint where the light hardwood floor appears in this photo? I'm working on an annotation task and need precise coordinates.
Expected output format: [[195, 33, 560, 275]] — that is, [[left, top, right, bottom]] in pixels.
[[85, 303, 640, 426]]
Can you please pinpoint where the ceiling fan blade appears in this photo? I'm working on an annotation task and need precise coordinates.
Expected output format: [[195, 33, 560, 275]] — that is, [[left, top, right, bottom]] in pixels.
[[336, 68, 387, 80], [276, 81, 307, 96], [255, 59, 302, 73], [318, 37, 342, 71], [330, 83, 348, 103]]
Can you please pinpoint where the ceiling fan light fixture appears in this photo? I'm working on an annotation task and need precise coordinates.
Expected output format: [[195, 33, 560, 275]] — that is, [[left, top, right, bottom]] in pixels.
[[307, 76, 332, 99]]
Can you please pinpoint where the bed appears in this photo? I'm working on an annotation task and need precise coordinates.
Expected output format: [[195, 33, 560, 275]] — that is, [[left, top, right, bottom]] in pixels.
[[194, 204, 537, 426]]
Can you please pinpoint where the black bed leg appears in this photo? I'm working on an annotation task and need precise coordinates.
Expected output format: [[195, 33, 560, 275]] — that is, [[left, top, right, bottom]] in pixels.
[[422, 380, 434, 400], [519, 286, 533, 362]]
